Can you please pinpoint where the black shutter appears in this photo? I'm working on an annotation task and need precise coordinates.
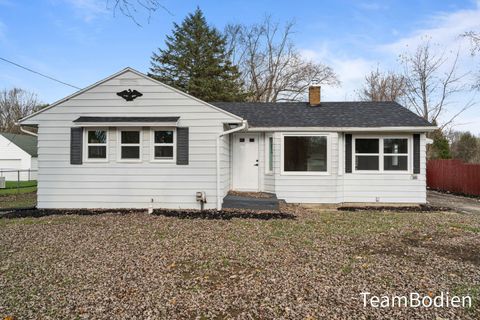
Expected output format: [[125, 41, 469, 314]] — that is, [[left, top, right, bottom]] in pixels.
[[345, 134, 352, 173], [176, 127, 189, 165], [70, 127, 83, 165], [413, 134, 420, 174]]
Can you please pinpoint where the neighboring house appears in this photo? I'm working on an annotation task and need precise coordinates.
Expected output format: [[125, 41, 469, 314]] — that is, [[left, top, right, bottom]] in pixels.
[[18, 68, 436, 209], [0, 132, 38, 181]]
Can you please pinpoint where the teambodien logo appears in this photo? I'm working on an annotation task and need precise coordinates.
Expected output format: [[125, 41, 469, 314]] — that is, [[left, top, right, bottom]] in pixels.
[[360, 292, 472, 308]]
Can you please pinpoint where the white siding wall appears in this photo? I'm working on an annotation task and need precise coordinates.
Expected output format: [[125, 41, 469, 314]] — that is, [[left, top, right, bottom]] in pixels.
[[30, 157, 38, 180], [340, 133, 427, 203], [263, 133, 275, 193], [0, 135, 34, 181], [24, 70, 240, 209], [262, 132, 427, 204], [269, 132, 339, 203], [220, 134, 231, 197]]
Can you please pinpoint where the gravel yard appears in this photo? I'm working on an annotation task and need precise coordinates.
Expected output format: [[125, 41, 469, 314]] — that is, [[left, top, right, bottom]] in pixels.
[[1, 206, 480, 319]]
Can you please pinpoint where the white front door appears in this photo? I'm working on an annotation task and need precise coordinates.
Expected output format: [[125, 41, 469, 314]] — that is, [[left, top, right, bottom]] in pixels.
[[233, 133, 259, 191]]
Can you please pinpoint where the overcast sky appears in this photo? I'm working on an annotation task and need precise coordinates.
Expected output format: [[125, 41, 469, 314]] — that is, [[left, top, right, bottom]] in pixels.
[[1, 0, 479, 133]]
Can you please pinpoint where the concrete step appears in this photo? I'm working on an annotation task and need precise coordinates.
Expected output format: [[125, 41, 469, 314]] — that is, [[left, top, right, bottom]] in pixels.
[[222, 194, 280, 211]]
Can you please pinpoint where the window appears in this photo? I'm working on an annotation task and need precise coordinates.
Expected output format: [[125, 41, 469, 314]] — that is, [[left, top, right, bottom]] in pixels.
[[354, 137, 409, 172], [86, 129, 107, 161], [119, 129, 141, 161], [152, 129, 175, 161], [355, 138, 379, 171], [266, 136, 273, 173], [283, 135, 327, 173], [384, 138, 408, 171]]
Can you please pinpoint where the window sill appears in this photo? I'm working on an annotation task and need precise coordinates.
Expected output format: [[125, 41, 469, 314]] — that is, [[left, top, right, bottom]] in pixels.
[[84, 159, 109, 163], [280, 171, 330, 176], [150, 159, 175, 163]]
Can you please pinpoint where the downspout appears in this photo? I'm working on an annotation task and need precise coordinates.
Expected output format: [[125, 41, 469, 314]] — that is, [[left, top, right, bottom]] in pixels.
[[19, 125, 38, 137], [216, 120, 248, 210]]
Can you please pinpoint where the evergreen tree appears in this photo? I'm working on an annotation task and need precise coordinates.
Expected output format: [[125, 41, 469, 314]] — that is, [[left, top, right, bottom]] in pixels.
[[428, 129, 451, 159], [149, 8, 246, 102]]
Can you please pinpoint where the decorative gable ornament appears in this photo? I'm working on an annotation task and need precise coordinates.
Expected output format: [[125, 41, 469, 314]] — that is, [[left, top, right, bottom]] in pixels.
[[116, 89, 143, 101]]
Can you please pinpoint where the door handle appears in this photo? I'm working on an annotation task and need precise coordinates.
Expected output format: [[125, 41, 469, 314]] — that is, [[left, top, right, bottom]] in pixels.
[[254, 159, 259, 166]]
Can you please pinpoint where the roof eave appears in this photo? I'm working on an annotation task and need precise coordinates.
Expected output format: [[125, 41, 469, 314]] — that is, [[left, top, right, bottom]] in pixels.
[[246, 126, 437, 132]]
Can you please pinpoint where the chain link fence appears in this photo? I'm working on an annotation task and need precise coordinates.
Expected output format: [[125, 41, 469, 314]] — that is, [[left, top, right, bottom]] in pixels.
[[0, 169, 38, 195]]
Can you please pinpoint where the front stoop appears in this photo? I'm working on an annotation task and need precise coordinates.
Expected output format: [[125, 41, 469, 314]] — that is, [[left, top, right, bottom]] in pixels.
[[222, 192, 280, 211]]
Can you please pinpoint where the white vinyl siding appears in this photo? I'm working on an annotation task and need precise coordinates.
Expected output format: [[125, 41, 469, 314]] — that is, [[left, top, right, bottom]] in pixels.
[[341, 133, 426, 203], [260, 132, 426, 204], [26, 70, 240, 209], [270, 132, 339, 203], [220, 134, 230, 197]]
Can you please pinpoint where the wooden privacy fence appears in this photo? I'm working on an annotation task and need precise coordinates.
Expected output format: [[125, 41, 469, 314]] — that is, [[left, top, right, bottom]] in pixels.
[[427, 159, 480, 196]]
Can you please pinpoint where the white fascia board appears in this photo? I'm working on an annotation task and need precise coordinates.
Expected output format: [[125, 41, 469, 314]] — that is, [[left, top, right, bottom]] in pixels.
[[247, 126, 437, 132]]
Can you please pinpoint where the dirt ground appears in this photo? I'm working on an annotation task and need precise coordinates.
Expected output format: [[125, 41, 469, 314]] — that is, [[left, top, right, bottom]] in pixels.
[[0, 192, 36, 209], [1, 205, 479, 319], [428, 190, 480, 214]]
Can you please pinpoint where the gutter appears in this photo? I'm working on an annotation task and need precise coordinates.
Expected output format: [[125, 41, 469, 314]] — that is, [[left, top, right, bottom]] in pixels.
[[216, 120, 248, 210], [19, 125, 38, 137], [247, 126, 437, 132]]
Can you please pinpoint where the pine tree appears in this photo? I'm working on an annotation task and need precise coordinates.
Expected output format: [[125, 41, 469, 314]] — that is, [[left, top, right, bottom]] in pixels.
[[428, 129, 451, 159], [149, 8, 246, 102]]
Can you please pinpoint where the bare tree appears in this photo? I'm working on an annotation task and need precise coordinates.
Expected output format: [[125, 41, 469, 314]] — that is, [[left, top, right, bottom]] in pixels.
[[463, 31, 480, 54], [359, 67, 406, 102], [400, 40, 472, 129], [225, 17, 339, 102], [107, 0, 172, 25], [463, 31, 480, 89], [449, 130, 480, 163], [0, 88, 40, 133]]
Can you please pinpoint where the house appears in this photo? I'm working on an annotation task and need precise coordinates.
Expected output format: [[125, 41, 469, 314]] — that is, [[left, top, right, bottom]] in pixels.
[[18, 67, 436, 210], [0, 132, 38, 181]]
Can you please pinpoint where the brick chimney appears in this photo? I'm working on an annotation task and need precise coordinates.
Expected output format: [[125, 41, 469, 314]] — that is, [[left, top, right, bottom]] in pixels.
[[309, 85, 321, 106]]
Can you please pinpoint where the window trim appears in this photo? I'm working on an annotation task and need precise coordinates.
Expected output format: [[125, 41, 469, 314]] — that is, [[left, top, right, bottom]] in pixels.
[[117, 128, 142, 163], [265, 134, 274, 174], [83, 127, 109, 163], [150, 127, 176, 163], [352, 135, 411, 174], [280, 133, 331, 176]]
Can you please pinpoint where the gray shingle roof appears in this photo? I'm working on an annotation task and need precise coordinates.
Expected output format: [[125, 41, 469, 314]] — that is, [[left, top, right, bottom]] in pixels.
[[1, 132, 37, 157], [212, 101, 434, 128]]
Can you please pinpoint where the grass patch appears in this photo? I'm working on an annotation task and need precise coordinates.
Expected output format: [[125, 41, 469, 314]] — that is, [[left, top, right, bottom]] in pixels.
[[0, 180, 37, 196], [450, 223, 480, 233], [5, 180, 37, 188]]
